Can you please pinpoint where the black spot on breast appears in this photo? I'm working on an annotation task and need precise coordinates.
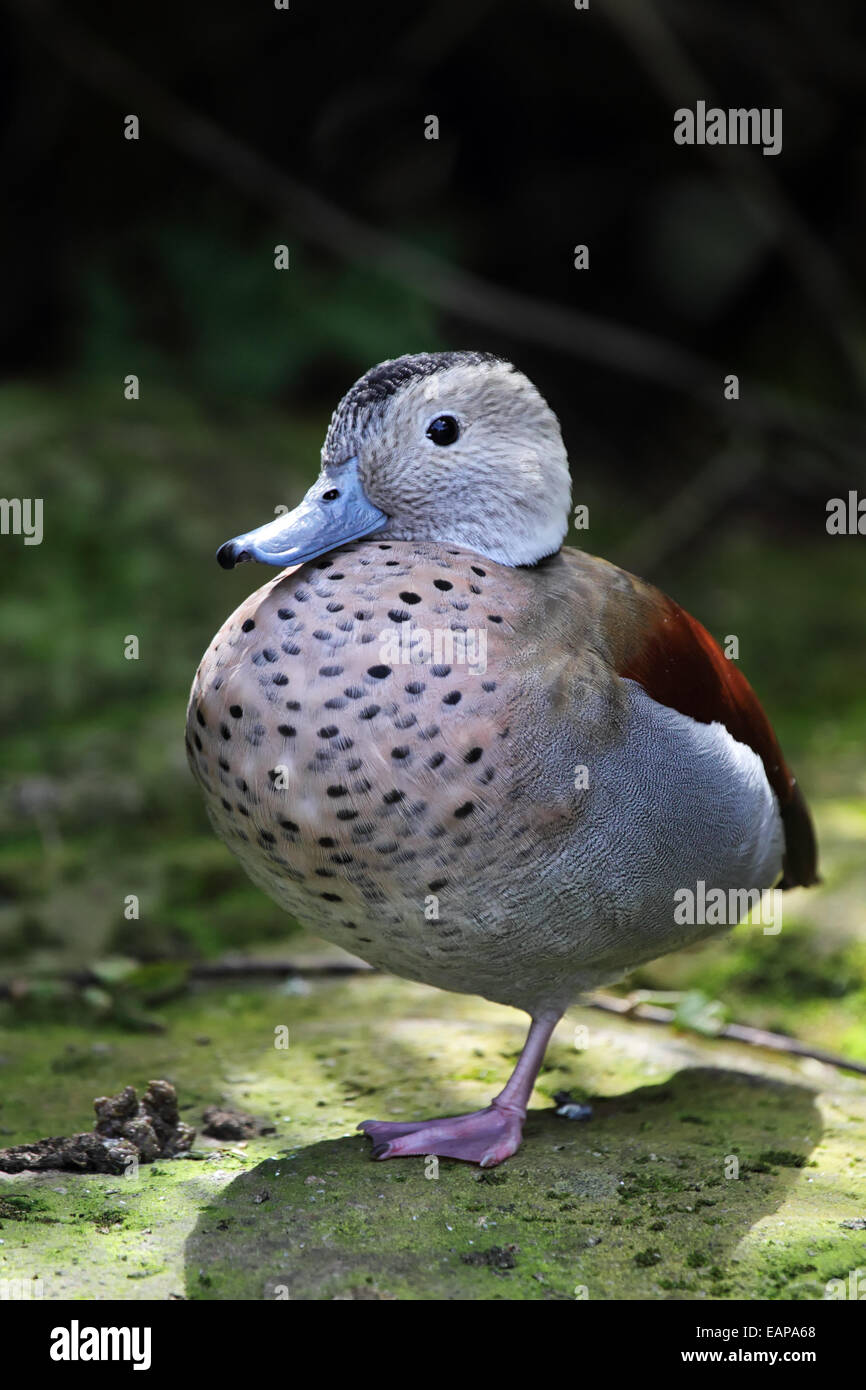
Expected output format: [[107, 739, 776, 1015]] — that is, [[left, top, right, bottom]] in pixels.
[[464, 747, 483, 763], [229, 705, 243, 718], [220, 724, 231, 740], [482, 681, 497, 692], [471, 566, 486, 577], [321, 892, 343, 902], [391, 746, 410, 760], [454, 802, 475, 818], [312, 630, 332, 642], [272, 673, 289, 686], [433, 579, 452, 591], [428, 752, 445, 769], [327, 602, 344, 613], [359, 705, 380, 720], [277, 608, 294, 620], [383, 789, 404, 804], [405, 681, 425, 695], [488, 615, 503, 624], [279, 819, 299, 832], [428, 878, 448, 891], [399, 591, 421, 605], [277, 724, 296, 737], [388, 610, 410, 623], [193, 734, 202, 751], [367, 665, 391, 679], [442, 691, 462, 706], [281, 643, 301, 656], [327, 785, 348, 798], [318, 725, 340, 739], [319, 665, 343, 677], [195, 709, 206, 727], [241, 619, 255, 632]]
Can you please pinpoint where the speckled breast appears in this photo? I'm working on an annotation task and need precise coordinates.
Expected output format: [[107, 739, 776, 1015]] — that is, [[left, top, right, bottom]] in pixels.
[[186, 539, 539, 991]]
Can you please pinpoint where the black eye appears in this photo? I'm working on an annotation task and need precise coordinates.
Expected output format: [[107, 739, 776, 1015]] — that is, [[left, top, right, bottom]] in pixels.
[[322, 489, 340, 501], [426, 415, 460, 446]]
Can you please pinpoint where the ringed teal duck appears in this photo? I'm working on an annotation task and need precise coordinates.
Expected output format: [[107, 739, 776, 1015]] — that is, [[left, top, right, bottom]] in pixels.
[[187, 351, 818, 1167]]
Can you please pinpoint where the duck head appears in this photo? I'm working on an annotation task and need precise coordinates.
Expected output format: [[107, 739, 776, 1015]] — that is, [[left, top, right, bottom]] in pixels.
[[216, 351, 572, 571]]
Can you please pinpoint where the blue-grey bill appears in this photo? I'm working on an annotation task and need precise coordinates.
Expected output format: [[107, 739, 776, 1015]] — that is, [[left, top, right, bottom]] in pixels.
[[216, 457, 388, 569]]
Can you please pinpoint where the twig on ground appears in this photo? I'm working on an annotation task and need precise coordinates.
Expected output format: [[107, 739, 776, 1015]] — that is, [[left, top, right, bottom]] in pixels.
[[4, 953, 862, 1078], [587, 991, 866, 1078]]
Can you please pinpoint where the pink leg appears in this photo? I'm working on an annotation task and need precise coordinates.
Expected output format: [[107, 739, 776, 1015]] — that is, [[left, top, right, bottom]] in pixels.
[[358, 1012, 561, 1167]]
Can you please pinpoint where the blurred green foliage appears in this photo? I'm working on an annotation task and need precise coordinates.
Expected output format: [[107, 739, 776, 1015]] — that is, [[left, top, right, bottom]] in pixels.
[[78, 218, 444, 402]]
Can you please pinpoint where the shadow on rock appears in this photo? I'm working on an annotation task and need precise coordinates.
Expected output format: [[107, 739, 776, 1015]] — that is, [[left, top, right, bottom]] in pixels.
[[185, 1064, 821, 1300]]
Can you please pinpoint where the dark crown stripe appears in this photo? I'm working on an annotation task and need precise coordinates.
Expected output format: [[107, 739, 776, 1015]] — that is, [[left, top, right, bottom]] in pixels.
[[325, 351, 511, 455]]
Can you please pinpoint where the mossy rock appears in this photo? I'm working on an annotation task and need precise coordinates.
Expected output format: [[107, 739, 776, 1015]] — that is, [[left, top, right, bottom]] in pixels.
[[2, 965, 865, 1299]]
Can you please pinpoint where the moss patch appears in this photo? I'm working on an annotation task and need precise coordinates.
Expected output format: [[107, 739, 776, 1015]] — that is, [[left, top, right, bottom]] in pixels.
[[1, 966, 865, 1300]]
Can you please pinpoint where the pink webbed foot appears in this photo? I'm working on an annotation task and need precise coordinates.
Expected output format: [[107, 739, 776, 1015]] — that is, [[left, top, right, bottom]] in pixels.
[[358, 1101, 525, 1168]]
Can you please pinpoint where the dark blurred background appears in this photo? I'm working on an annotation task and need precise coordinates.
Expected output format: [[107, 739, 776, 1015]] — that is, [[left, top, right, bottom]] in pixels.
[[1, 0, 864, 1051]]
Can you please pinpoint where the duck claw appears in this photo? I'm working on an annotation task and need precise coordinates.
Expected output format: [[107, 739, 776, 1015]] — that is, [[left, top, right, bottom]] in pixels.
[[357, 1105, 524, 1167]]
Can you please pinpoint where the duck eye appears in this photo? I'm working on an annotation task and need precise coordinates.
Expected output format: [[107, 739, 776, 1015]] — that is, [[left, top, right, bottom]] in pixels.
[[322, 488, 340, 502], [426, 415, 460, 446]]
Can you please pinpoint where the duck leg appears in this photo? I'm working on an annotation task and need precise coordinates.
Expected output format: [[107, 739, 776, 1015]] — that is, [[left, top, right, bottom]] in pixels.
[[358, 1011, 561, 1167]]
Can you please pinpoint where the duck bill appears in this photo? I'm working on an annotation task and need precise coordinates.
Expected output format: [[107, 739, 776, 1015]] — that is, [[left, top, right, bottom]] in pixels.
[[216, 457, 388, 570]]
